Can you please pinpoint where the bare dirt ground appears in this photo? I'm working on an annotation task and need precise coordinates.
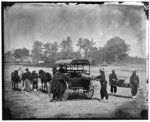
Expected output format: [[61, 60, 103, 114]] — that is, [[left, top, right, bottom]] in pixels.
[[3, 64, 148, 119]]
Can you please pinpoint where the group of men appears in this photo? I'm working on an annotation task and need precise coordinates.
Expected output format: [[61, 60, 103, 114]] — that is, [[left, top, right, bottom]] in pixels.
[[50, 65, 140, 103], [12, 65, 66, 97], [94, 69, 140, 102], [12, 65, 140, 102], [11, 68, 39, 92]]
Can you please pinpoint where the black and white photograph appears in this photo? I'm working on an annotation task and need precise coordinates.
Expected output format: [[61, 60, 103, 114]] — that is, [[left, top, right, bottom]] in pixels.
[[2, 1, 149, 119]]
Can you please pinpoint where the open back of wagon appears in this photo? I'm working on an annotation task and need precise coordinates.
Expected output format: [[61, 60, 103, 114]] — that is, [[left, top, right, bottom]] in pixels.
[[54, 59, 94, 99]]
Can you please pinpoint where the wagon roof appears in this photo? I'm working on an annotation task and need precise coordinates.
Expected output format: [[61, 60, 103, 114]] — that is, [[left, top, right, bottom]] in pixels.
[[55, 59, 90, 65]]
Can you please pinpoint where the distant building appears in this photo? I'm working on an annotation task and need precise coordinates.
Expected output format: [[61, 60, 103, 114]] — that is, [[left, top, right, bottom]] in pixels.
[[38, 60, 44, 64], [4, 55, 15, 63], [22, 56, 33, 63], [15, 58, 21, 63]]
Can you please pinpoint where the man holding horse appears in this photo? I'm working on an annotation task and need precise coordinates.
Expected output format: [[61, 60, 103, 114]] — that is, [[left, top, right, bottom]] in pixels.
[[22, 68, 32, 92]]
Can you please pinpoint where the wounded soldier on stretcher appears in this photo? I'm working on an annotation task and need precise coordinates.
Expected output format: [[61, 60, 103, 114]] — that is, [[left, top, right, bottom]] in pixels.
[[81, 70, 92, 80], [111, 79, 130, 88]]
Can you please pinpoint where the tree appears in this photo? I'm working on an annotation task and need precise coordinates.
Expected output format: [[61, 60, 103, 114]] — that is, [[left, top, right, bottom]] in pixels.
[[72, 51, 82, 59], [60, 36, 73, 59], [32, 41, 43, 63], [105, 37, 130, 64], [14, 48, 29, 59], [42, 42, 51, 63], [4, 51, 12, 57], [76, 38, 83, 52], [42, 42, 59, 65], [22, 48, 29, 56], [76, 38, 96, 59], [43, 43, 51, 56], [88, 47, 99, 65], [51, 42, 58, 62]]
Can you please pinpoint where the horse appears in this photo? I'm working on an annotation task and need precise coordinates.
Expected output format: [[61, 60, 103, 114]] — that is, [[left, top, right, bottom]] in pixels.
[[38, 70, 52, 93], [11, 70, 20, 90]]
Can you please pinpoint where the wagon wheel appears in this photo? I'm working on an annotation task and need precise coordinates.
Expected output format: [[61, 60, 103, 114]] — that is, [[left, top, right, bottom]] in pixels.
[[84, 85, 94, 99]]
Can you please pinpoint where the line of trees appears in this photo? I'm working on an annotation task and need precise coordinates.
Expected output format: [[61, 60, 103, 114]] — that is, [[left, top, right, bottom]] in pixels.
[[31, 36, 131, 66], [5, 48, 29, 59], [4, 36, 146, 66]]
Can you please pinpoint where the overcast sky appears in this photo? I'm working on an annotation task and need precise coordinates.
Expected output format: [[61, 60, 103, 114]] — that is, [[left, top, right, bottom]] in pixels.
[[4, 3, 147, 58]]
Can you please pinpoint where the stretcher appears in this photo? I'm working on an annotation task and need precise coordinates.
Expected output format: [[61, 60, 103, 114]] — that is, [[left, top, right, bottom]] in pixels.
[[110, 84, 131, 88], [110, 79, 131, 88]]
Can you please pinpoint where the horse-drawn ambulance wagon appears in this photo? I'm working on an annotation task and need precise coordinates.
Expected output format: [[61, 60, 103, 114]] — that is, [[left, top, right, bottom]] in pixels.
[[54, 59, 94, 100]]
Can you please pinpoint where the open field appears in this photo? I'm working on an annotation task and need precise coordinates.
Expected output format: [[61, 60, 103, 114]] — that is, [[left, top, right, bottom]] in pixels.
[[3, 64, 148, 119]]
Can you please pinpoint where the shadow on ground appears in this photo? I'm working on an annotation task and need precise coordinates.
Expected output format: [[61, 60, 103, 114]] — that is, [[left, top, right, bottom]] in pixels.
[[111, 94, 131, 99], [113, 100, 148, 119], [67, 93, 93, 101], [3, 107, 13, 120]]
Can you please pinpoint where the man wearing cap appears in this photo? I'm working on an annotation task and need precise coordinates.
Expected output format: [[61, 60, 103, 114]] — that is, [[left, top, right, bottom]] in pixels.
[[130, 70, 139, 99], [32, 70, 38, 91], [50, 72, 60, 102], [109, 70, 118, 95], [22, 68, 32, 92], [95, 68, 109, 102], [58, 65, 66, 73], [52, 66, 57, 76]]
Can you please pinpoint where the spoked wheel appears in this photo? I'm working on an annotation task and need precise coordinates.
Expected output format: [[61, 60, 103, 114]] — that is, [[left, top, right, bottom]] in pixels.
[[84, 85, 94, 99]]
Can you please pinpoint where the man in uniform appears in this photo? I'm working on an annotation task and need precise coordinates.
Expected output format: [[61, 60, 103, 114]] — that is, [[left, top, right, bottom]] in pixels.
[[130, 70, 139, 99], [109, 70, 118, 95], [58, 65, 66, 73], [50, 72, 60, 102], [22, 68, 32, 92], [52, 66, 57, 75], [57, 65, 67, 101], [95, 68, 109, 102], [58, 73, 66, 101], [32, 70, 38, 91]]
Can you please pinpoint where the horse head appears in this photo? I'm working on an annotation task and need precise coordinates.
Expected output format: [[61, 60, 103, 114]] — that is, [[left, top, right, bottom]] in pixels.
[[38, 70, 45, 79], [45, 72, 52, 82]]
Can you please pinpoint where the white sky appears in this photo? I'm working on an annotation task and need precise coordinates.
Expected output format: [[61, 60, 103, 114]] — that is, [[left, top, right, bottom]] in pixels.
[[4, 3, 147, 58]]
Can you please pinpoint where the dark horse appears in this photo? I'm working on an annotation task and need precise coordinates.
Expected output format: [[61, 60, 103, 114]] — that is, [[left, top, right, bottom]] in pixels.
[[11, 70, 20, 90], [38, 70, 52, 93]]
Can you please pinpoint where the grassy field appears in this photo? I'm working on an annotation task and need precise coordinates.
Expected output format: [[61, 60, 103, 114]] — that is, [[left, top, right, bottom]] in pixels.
[[3, 64, 148, 119]]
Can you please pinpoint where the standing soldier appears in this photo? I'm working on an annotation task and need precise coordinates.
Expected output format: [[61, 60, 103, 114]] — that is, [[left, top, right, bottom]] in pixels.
[[130, 70, 139, 99], [50, 73, 60, 102], [52, 66, 57, 76], [95, 68, 109, 102], [32, 70, 38, 91], [58, 65, 66, 73], [58, 73, 67, 101], [22, 68, 32, 92], [109, 70, 118, 95]]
